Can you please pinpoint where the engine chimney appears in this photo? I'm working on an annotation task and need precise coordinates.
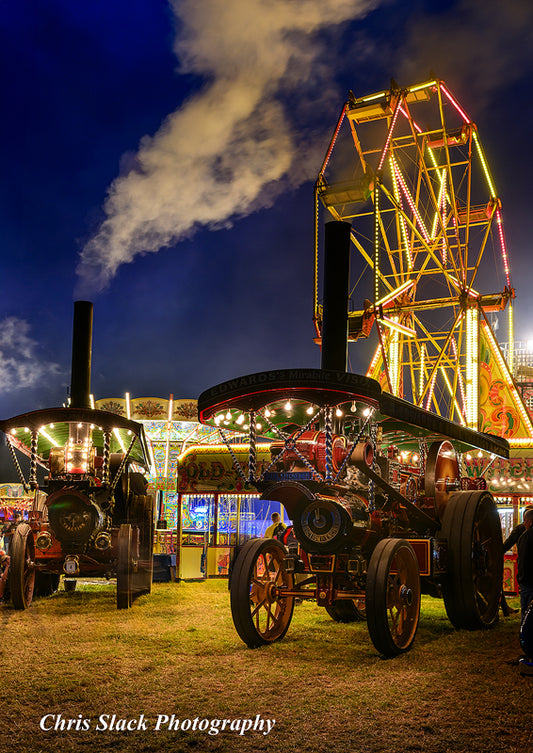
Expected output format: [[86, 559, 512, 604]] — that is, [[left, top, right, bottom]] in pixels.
[[321, 221, 351, 372], [70, 301, 93, 409]]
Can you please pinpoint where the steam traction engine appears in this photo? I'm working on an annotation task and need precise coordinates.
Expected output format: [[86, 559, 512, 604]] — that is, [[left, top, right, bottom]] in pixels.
[[198, 220, 508, 657], [198, 370, 508, 656], [0, 302, 154, 610]]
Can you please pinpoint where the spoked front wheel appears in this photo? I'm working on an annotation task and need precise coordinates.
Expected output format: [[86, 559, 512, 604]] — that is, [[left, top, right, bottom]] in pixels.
[[366, 538, 421, 657], [230, 538, 295, 648]]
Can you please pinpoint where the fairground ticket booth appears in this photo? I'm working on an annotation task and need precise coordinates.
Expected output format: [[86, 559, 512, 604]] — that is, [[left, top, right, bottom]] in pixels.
[[465, 454, 533, 595], [175, 444, 287, 580]]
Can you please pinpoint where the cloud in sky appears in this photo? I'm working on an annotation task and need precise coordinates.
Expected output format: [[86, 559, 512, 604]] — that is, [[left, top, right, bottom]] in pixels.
[[76, 0, 378, 292], [397, 0, 533, 112], [0, 317, 62, 395]]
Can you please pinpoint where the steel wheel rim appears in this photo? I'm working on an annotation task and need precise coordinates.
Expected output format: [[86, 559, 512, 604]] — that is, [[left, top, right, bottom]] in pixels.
[[248, 544, 292, 642], [385, 547, 420, 650]]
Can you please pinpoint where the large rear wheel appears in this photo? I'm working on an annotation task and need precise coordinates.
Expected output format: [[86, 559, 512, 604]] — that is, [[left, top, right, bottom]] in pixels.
[[441, 491, 502, 629], [366, 538, 421, 657], [10, 523, 36, 610], [230, 538, 295, 648]]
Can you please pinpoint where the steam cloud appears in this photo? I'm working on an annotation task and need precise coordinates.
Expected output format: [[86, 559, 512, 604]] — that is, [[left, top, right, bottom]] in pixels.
[[0, 318, 61, 393], [76, 0, 377, 291]]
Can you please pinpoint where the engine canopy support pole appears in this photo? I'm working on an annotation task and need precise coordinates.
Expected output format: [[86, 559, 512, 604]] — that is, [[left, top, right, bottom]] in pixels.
[[321, 221, 351, 372], [70, 301, 93, 410]]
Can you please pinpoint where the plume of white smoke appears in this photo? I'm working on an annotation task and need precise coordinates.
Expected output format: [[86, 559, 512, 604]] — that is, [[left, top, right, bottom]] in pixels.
[[77, 0, 377, 292], [0, 317, 61, 393]]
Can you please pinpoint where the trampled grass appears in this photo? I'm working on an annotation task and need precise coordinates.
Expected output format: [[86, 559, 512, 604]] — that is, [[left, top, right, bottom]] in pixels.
[[0, 580, 530, 753]]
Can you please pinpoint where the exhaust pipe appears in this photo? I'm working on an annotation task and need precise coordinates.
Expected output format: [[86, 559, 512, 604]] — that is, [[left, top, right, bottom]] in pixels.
[[69, 301, 93, 409], [321, 221, 351, 372]]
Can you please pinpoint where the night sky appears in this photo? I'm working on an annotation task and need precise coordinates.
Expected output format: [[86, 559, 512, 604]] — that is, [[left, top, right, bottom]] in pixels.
[[1, 0, 533, 419]]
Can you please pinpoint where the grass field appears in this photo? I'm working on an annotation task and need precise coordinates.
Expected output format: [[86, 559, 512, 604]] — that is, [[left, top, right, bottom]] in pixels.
[[0, 579, 531, 753]]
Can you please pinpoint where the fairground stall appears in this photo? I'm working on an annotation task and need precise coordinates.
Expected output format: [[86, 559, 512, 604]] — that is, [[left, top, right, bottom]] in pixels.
[[95, 396, 289, 580]]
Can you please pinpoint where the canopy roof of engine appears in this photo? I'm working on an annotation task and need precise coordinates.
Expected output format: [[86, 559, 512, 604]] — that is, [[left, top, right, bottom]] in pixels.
[[198, 368, 510, 459], [0, 407, 151, 468]]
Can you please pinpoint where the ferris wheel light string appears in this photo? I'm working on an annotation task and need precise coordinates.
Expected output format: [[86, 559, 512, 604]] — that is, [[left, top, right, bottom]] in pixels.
[[377, 97, 402, 172], [439, 366, 466, 426], [380, 316, 416, 337], [450, 336, 467, 413], [392, 157, 431, 243], [472, 129, 497, 199], [389, 156, 412, 270], [373, 181, 381, 303], [430, 170, 448, 261], [375, 279, 415, 307], [318, 104, 346, 176], [359, 89, 389, 103], [424, 368, 438, 411], [388, 317, 401, 395], [419, 344, 425, 402], [440, 82, 470, 124], [408, 80, 438, 94], [495, 208, 511, 287], [508, 302, 514, 374], [367, 343, 382, 376], [398, 104, 423, 134], [465, 307, 479, 429], [440, 169, 448, 263]]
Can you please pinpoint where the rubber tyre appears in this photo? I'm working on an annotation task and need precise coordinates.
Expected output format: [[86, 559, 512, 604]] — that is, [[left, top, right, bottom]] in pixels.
[[441, 491, 502, 630]]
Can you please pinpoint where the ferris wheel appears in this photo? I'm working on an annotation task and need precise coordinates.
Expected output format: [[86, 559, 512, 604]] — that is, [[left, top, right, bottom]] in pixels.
[[314, 77, 528, 441]]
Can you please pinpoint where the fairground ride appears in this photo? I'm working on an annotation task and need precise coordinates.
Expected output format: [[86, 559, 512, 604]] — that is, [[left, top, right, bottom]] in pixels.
[[314, 77, 533, 449]]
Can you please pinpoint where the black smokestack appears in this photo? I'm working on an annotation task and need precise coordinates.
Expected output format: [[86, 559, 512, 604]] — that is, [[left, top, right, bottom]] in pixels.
[[70, 301, 93, 409], [321, 221, 351, 372]]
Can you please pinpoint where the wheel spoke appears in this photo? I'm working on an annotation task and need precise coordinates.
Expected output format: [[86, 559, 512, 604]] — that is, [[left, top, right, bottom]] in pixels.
[[366, 539, 420, 656], [231, 539, 295, 647]]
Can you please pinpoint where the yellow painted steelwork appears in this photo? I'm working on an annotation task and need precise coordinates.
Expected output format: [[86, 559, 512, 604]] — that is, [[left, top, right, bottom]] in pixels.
[[314, 78, 525, 441]]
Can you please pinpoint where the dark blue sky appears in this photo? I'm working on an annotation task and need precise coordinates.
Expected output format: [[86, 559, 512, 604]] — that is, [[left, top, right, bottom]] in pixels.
[[1, 0, 533, 418]]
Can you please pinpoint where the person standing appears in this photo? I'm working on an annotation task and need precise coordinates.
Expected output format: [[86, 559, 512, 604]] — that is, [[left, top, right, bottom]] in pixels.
[[517, 508, 533, 623], [0, 550, 10, 603], [503, 506, 533, 552], [264, 512, 286, 540]]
